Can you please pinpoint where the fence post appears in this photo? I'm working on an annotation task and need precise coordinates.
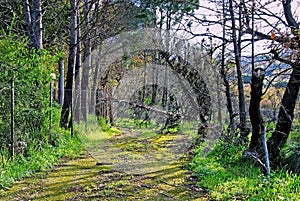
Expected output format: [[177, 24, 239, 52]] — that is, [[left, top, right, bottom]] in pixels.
[[50, 73, 56, 131], [10, 72, 15, 160]]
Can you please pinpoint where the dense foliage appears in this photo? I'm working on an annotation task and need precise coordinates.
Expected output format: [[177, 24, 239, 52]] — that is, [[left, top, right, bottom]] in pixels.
[[0, 33, 83, 190], [0, 33, 58, 154]]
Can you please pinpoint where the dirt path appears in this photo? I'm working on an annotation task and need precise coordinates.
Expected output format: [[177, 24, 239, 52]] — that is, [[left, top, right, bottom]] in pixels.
[[0, 129, 208, 201]]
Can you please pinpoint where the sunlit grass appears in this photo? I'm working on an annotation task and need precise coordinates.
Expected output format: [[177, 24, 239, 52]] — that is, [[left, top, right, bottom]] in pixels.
[[77, 117, 121, 148], [189, 140, 300, 200]]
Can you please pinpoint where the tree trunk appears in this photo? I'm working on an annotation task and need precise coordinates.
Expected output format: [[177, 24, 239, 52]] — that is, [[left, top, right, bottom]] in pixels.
[[22, 0, 32, 45], [22, 0, 42, 50], [221, 0, 235, 134], [249, 69, 265, 151], [32, 0, 42, 50], [248, 0, 266, 153], [216, 74, 222, 125], [229, 0, 249, 142], [151, 53, 159, 105], [267, 67, 300, 165], [265, 0, 300, 166], [81, 0, 92, 123], [60, 0, 77, 129], [73, 20, 82, 123], [90, 43, 102, 115]]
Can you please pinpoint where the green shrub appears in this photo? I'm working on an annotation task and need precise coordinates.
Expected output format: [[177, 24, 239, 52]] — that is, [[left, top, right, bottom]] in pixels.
[[0, 33, 59, 154]]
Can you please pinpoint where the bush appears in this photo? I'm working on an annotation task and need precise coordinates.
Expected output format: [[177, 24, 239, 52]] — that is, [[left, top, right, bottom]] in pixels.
[[0, 32, 83, 191], [0, 32, 59, 154], [189, 140, 300, 200]]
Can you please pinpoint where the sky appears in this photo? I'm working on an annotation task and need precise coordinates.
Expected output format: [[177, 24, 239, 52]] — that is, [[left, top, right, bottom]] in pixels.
[[190, 0, 299, 51]]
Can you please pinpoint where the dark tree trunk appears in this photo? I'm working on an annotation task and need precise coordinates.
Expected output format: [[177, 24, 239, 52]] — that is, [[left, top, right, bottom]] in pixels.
[[265, 0, 300, 166], [221, 0, 235, 134], [151, 56, 158, 105], [248, 1, 266, 153], [32, 0, 42, 50], [249, 69, 265, 152], [60, 0, 77, 129], [267, 67, 300, 165], [58, 58, 65, 105], [22, 0, 32, 45]]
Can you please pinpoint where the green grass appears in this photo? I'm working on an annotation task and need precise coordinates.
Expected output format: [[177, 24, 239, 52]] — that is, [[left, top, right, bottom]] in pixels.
[[189, 141, 300, 200], [78, 117, 121, 148], [0, 130, 83, 190]]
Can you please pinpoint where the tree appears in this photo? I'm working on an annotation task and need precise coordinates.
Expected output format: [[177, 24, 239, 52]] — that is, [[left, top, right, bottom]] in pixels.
[[266, 0, 300, 165], [220, 0, 235, 134], [237, 0, 300, 165], [228, 0, 249, 142], [60, 0, 78, 129], [80, 0, 92, 123], [179, 0, 299, 169], [22, 0, 43, 50]]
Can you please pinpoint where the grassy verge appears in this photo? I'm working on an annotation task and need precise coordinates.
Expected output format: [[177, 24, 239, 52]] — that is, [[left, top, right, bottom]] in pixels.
[[0, 129, 83, 191], [189, 140, 300, 200]]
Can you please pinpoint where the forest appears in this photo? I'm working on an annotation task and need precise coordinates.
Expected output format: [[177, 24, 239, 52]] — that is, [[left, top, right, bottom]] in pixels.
[[0, 0, 299, 200]]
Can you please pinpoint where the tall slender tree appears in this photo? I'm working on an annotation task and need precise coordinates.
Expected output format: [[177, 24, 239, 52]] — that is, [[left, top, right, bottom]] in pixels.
[[60, 0, 78, 129], [81, 0, 92, 123], [228, 0, 249, 142], [220, 0, 235, 134]]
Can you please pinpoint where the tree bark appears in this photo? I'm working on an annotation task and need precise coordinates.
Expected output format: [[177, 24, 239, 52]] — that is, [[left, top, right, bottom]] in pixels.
[[73, 16, 81, 123], [248, 0, 266, 153], [266, 0, 300, 165], [81, 0, 92, 123], [228, 0, 249, 142], [60, 0, 77, 129], [22, 0, 42, 50], [267, 66, 300, 164], [32, 0, 42, 50], [58, 58, 64, 105], [249, 69, 265, 151], [90, 43, 102, 115], [221, 0, 235, 133], [22, 0, 32, 45]]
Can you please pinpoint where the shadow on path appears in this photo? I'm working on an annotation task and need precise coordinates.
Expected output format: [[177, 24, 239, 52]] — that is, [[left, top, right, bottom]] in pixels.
[[0, 129, 208, 201]]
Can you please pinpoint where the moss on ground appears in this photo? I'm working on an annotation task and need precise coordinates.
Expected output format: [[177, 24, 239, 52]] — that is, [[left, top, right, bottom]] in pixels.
[[0, 129, 208, 201]]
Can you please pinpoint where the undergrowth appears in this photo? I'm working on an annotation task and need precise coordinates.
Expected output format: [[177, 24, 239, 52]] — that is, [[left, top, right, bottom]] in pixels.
[[281, 125, 300, 173], [0, 129, 83, 190], [189, 140, 300, 200]]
